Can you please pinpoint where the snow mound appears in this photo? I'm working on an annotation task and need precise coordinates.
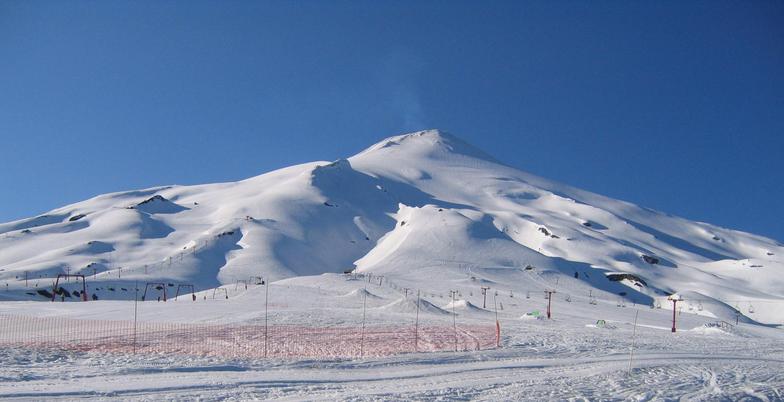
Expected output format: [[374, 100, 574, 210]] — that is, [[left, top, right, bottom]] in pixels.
[[69, 240, 115, 255], [378, 297, 451, 315], [443, 299, 490, 314], [340, 288, 383, 300], [130, 195, 188, 214], [690, 322, 736, 336]]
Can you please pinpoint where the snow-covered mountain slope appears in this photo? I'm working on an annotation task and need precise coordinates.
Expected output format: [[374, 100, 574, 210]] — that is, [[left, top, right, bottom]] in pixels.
[[1, 130, 782, 324]]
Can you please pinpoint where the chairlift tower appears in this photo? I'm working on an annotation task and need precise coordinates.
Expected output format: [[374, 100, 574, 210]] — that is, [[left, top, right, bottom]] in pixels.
[[668, 295, 682, 332], [143, 282, 167, 302], [480, 286, 490, 308], [175, 284, 196, 301], [51, 274, 88, 302], [544, 289, 556, 319]]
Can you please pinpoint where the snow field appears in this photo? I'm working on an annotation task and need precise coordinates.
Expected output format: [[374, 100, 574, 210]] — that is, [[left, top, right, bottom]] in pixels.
[[0, 275, 782, 400]]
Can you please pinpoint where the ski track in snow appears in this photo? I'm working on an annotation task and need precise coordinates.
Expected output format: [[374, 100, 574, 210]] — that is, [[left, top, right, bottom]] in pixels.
[[1, 343, 781, 401]]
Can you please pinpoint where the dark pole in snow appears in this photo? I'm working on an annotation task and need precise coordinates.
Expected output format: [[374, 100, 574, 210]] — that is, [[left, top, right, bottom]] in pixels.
[[671, 299, 678, 332], [264, 279, 269, 357], [133, 281, 138, 354], [360, 285, 367, 357], [545, 290, 555, 319], [481, 286, 489, 308], [494, 291, 500, 348], [451, 290, 458, 352], [493, 291, 499, 322], [414, 290, 420, 352], [547, 292, 551, 319], [51, 275, 60, 302]]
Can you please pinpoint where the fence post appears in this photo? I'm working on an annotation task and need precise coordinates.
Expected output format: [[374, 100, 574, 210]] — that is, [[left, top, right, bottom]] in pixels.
[[628, 309, 639, 375], [133, 281, 138, 354], [494, 291, 500, 348], [264, 280, 269, 358], [451, 290, 458, 352], [360, 286, 367, 357], [414, 290, 420, 352]]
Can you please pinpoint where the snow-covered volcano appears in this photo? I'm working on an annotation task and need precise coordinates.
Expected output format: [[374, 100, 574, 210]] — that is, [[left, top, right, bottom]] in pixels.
[[1, 130, 782, 324]]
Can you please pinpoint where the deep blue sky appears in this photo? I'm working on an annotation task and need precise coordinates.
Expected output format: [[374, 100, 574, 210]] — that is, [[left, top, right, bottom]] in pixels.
[[1, 1, 782, 241]]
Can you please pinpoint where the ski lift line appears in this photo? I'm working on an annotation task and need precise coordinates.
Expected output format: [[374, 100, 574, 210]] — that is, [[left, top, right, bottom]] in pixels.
[[369, 273, 636, 308], [663, 298, 784, 304], [374, 272, 772, 311]]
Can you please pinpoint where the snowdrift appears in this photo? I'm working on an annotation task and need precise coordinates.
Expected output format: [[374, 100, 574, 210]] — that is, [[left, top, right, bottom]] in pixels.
[[379, 297, 452, 315]]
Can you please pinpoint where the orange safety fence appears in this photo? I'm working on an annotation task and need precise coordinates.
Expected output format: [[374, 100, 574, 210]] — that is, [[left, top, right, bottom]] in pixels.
[[0, 315, 499, 359]]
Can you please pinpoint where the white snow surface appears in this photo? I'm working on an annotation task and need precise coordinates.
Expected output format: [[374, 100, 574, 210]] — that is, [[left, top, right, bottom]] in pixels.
[[0, 278, 782, 400], [1, 129, 783, 399]]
